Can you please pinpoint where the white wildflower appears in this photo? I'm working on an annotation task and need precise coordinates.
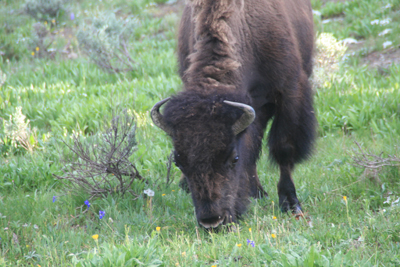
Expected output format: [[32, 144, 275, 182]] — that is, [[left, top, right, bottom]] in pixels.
[[341, 38, 359, 45], [312, 10, 321, 17], [378, 29, 392, 36], [382, 41, 392, 49], [371, 18, 391, 26], [144, 189, 155, 197], [383, 4, 392, 9]]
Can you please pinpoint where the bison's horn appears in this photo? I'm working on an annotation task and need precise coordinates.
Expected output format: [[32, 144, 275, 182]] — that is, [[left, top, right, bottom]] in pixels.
[[223, 100, 256, 135], [151, 97, 173, 136]]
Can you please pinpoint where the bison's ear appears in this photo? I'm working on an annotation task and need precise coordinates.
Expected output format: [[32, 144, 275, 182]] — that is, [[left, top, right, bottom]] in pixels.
[[223, 101, 255, 135], [151, 98, 174, 136]]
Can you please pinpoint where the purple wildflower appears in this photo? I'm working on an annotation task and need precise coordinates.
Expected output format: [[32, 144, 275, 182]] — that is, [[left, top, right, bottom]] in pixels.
[[84, 200, 90, 209], [70, 12, 75, 20], [247, 239, 255, 247], [99, 210, 105, 219], [52, 196, 57, 203]]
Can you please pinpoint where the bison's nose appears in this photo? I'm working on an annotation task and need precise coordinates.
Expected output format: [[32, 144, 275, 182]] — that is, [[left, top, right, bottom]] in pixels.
[[198, 215, 224, 229]]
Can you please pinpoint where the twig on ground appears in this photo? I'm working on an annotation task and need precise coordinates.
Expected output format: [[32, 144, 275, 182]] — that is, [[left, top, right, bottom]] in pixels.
[[352, 141, 400, 170]]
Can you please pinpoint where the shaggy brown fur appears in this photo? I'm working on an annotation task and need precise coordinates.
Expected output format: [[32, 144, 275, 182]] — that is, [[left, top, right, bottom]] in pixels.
[[159, 0, 315, 227]]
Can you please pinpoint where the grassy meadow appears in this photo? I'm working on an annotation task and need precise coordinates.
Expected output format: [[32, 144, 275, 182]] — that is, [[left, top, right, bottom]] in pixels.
[[0, 0, 400, 266]]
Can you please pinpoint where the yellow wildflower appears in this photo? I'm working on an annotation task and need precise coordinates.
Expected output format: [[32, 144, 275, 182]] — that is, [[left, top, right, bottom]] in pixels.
[[162, 194, 166, 196], [249, 228, 252, 232], [156, 226, 161, 231], [172, 190, 175, 192], [26, 245, 29, 248], [181, 251, 186, 257], [212, 265, 217, 267], [92, 234, 99, 240], [236, 243, 242, 247], [36, 47, 39, 51], [271, 234, 276, 239], [31, 52, 35, 56], [273, 216, 277, 220], [52, 19, 56, 24], [343, 196, 347, 201]]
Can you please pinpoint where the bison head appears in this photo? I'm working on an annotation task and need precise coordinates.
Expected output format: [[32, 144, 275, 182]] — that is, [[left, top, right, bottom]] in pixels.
[[151, 92, 256, 229]]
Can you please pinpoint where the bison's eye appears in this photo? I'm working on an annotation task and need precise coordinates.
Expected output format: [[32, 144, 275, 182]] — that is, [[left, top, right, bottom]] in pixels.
[[229, 155, 239, 169]]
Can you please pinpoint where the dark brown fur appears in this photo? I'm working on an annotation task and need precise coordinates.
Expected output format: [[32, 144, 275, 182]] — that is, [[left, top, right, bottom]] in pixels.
[[161, 0, 315, 227]]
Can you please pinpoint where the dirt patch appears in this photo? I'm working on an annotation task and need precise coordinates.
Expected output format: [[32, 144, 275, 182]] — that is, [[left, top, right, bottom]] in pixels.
[[362, 47, 400, 69]]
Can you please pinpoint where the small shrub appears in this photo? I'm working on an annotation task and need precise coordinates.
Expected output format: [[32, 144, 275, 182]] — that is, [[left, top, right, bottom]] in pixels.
[[24, 0, 69, 22], [55, 110, 144, 198], [312, 33, 347, 89], [0, 8, 32, 61], [27, 22, 54, 58], [77, 12, 139, 73]]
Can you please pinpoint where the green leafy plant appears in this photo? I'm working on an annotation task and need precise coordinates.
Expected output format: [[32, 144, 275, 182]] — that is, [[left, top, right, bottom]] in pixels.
[[0, 69, 6, 87]]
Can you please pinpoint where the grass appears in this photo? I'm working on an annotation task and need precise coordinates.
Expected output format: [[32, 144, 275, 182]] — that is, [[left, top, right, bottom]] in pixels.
[[1, 0, 400, 266]]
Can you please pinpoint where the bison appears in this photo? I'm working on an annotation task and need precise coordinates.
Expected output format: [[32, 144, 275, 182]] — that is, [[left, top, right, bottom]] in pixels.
[[151, 0, 316, 229]]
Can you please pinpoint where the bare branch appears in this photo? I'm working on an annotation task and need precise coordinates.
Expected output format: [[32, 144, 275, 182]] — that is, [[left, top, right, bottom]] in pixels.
[[166, 152, 174, 186], [352, 141, 400, 170]]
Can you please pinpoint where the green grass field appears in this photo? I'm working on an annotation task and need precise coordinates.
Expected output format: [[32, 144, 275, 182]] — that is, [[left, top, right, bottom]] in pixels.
[[1, 0, 400, 266]]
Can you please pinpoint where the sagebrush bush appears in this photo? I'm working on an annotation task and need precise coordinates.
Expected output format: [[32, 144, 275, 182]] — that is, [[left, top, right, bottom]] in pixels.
[[24, 0, 68, 21], [1, 107, 38, 154], [77, 12, 139, 73], [312, 33, 347, 89], [56, 110, 143, 197]]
